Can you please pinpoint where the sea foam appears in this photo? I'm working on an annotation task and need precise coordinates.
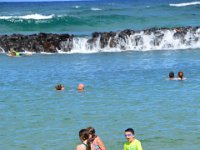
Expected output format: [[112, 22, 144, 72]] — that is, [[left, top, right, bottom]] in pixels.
[[169, 1, 200, 7], [61, 28, 200, 53], [0, 14, 54, 20], [91, 8, 102, 11]]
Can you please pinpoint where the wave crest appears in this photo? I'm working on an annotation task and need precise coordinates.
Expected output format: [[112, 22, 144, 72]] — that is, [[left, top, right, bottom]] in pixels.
[[169, 1, 200, 7], [64, 27, 200, 53], [0, 13, 54, 20], [91, 8, 102, 11]]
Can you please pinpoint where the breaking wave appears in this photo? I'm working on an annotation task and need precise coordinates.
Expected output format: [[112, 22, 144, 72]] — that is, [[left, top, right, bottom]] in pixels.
[[59, 27, 200, 53], [0, 14, 54, 20], [91, 7, 102, 11], [1, 27, 200, 54], [169, 1, 200, 7]]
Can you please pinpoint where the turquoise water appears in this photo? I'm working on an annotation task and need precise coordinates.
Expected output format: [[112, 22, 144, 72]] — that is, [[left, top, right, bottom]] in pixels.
[[1, 0, 200, 149], [1, 0, 200, 34], [0, 49, 200, 149]]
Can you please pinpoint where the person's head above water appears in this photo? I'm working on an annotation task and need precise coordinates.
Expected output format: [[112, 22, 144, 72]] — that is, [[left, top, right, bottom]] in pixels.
[[77, 83, 85, 91], [178, 71, 184, 79], [55, 84, 64, 90], [169, 71, 174, 79]]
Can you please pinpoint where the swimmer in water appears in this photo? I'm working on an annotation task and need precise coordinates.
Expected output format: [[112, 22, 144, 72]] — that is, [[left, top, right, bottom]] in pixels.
[[7, 49, 23, 57], [55, 84, 64, 90], [178, 71, 185, 80], [77, 83, 85, 91], [169, 71, 175, 80]]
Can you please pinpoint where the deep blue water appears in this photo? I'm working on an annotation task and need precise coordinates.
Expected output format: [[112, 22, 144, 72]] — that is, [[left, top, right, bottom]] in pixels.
[[0, 49, 200, 150], [0, 0, 200, 34]]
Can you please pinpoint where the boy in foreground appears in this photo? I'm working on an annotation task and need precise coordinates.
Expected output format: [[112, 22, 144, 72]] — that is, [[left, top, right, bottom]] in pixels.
[[124, 128, 143, 150]]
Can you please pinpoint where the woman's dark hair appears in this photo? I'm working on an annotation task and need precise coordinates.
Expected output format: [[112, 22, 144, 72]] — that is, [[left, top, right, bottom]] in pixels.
[[79, 129, 91, 150], [169, 71, 174, 78], [178, 71, 183, 79], [125, 128, 135, 135], [55, 84, 64, 90], [87, 127, 97, 141]]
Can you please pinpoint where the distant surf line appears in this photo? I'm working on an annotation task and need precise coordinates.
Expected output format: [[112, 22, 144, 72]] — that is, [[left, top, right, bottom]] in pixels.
[[169, 1, 200, 7]]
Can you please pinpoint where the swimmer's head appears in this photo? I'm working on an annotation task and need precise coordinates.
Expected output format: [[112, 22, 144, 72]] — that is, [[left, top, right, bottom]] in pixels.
[[178, 71, 183, 79], [55, 84, 64, 90], [77, 83, 84, 91], [169, 71, 174, 79]]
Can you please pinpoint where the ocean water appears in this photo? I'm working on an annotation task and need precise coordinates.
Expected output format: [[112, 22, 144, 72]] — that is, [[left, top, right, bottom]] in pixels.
[[0, 0, 200, 150], [1, 50, 200, 150], [1, 0, 200, 34]]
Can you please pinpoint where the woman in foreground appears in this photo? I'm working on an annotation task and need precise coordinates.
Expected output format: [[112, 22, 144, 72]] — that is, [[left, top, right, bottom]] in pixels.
[[76, 129, 94, 150], [87, 127, 106, 150]]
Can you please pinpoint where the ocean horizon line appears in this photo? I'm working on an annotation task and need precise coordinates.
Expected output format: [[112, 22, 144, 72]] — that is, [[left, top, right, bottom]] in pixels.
[[0, 0, 94, 3]]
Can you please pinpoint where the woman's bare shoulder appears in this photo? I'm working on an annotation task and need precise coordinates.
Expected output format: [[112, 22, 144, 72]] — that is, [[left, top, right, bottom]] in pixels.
[[76, 144, 85, 150]]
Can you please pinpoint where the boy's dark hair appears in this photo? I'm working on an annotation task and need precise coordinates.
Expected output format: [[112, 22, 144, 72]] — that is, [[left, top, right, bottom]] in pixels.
[[169, 71, 174, 78], [125, 128, 135, 135]]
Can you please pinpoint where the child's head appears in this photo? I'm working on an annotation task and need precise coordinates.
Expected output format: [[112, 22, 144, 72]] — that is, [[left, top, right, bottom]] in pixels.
[[124, 128, 135, 142]]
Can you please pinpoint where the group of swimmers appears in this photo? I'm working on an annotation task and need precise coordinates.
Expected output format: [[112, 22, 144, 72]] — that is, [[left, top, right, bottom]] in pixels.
[[169, 71, 185, 80], [55, 71, 185, 91], [76, 127, 142, 150], [55, 83, 85, 91]]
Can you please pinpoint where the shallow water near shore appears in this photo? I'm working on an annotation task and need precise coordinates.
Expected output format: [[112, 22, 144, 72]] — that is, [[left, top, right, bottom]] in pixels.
[[0, 49, 200, 150]]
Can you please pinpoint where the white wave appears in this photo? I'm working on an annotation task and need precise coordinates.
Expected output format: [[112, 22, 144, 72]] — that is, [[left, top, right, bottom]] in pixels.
[[72, 5, 80, 9], [169, 1, 200, 7], [91, 7, 102, 11], [0, 46, 5, 53], [40, 52, 54, 55], [0, 14, 54, 20], [57, 28, 200, 54]]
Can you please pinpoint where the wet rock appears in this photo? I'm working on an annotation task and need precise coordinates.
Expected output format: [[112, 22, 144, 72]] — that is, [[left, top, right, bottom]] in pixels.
[[0, 33, 74, 53], [1, 26, 200, 53]]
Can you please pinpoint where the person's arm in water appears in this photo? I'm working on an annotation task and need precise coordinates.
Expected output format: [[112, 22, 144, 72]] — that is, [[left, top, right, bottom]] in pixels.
[[96, 136, 106, 150]]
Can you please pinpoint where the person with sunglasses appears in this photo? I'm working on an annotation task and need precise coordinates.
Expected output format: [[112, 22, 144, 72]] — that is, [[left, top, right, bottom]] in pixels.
[[124, 128, 143, 150]]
